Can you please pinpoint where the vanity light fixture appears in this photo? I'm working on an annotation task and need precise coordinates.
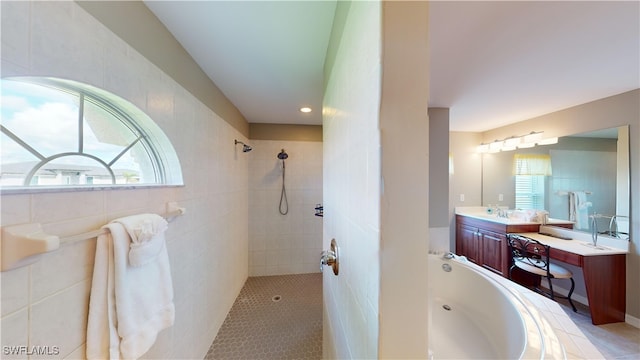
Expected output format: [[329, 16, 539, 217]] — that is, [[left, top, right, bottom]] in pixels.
[[516, 142, 535, 149], [299, 107, 312, 113], [522, 131, 543, 144], [501, 136, 521, 151], [537, 137, 558, 145], [488, 140, 504, 153], [476, 131, 556, 153], [504, 136, 522, 147], [477, 143, 490, 153]]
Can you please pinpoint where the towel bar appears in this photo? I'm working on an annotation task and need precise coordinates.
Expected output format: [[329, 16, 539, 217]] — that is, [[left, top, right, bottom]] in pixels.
[[0, 202, 186, 272]]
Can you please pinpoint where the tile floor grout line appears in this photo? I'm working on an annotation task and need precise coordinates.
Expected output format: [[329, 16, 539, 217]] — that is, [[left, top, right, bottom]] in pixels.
[[205, 273, 323, 360], [557, 299, 640, 359]]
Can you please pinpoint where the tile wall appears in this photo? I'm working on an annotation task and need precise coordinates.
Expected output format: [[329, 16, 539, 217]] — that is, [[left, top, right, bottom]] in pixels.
[[548, 149, 617, 230], [1, 1, 248, 359], [322, 1, 382, 359], [248, 140, 323, 276]]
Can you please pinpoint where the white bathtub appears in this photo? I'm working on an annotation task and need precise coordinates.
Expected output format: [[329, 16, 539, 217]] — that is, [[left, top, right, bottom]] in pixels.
[[428, 254, 566, 359]]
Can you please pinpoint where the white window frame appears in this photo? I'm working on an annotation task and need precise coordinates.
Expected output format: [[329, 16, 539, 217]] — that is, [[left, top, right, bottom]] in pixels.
[[1, 77, 183, 193], [515, 174, 545, 210], [513, 154, 551, 210]]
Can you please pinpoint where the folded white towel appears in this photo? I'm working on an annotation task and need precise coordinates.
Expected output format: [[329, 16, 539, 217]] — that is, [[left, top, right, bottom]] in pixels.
[[87, 214, 174, 359], [116, 213, 168, 267]]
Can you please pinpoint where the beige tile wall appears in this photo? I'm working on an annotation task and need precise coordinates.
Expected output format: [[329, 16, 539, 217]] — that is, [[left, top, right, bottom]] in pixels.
[[322, 1, 382, 359], [248, 140, 323, 276], [1, 1, 248, 359]]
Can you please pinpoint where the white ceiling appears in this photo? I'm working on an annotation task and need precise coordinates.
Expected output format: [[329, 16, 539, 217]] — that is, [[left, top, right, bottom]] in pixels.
[[145, 1, 639, 131], [144, 0, 336, 126], [429, 1, 639, 132]]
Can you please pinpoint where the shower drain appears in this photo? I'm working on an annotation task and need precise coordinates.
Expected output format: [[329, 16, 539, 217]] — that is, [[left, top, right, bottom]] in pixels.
[[272, 295, 282, 302]]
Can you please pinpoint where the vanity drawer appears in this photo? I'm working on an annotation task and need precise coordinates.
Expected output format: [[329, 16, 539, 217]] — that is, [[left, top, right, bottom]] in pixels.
[[549, 247, 581, 267]]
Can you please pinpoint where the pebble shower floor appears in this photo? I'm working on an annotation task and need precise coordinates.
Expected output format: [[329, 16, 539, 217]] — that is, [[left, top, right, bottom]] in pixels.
[[205, 273, 322, 360]]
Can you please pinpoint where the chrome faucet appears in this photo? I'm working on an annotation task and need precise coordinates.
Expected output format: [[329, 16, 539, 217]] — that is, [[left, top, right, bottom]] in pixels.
[[609, 215, 629, 239], [590, 214, 629, 239], [442, 252, 455, 260], [590, 214, 598, 246], [608, 215, 618, 237]]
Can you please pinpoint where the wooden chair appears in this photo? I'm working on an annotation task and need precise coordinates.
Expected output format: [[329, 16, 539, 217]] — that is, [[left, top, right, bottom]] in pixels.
[[507, 234, 577, 312]]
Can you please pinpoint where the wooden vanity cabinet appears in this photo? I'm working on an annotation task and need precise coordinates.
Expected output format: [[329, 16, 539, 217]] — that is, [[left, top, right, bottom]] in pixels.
[[455, 215, 540, 277], [456, 222, 480, 264]]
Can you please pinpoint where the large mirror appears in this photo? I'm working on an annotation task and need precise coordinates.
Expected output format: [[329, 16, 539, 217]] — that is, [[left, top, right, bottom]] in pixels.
[[482, 126, 630, 238]]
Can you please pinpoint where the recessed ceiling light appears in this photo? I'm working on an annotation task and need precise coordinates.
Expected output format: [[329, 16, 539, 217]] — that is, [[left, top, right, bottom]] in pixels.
[[299, 107, 312, 113]]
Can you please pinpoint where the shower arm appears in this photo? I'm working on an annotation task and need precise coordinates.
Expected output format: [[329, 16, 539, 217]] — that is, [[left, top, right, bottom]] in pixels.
[[234, 139, 252, 152]]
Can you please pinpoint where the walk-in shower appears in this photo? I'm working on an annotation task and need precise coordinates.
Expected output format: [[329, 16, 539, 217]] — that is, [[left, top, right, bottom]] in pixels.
[[234, 139, 252, 152], [278, 149, 289, 215]]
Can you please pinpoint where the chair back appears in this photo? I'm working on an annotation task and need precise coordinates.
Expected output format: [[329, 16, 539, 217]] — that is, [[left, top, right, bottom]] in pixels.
[[506, 234, 551, 275]]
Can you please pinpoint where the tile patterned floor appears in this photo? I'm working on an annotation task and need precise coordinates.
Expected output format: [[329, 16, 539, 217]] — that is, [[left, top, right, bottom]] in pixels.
[[206, 272, 639, 359], [558, 299, 640, 359], [205, 273, 322, 360]]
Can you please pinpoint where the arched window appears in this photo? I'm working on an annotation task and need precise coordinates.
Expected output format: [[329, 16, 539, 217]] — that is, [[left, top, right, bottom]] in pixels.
[[1, 77, 183, 190]]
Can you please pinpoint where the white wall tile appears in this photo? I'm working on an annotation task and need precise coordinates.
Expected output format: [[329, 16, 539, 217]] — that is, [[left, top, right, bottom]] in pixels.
[[30, 1, 106, 86], [31, 192, 104, 224], [30, 280, 91, 358], [1, 1, 249, 358], [322, 1, 382, 358], [0, 0, 30, 72], [30, 239, 96, 303], [0, 308, 29, 360], [248, 140, 323, 276], [250, 250, 266, 267], [104, 189, 151, 215], [0, 266, 29, 316], [0, 194, 31, 226]]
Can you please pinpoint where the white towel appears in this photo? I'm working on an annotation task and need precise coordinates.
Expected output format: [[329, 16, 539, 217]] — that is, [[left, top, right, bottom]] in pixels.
[[569, 191, 592, 230], [87, 214, 174, 360], [116, 213, 169, 267]]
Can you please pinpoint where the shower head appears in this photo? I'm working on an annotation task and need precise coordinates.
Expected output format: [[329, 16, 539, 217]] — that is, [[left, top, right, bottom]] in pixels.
[[277, 149, 288, 160], [235, 139, 252, 153]]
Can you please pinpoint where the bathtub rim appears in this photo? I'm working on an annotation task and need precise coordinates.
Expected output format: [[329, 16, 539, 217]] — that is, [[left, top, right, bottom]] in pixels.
[[428, 253, 567, 360]]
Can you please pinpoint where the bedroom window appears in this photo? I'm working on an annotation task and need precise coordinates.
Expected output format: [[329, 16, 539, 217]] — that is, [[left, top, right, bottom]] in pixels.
[[1, 77, 183, 190]]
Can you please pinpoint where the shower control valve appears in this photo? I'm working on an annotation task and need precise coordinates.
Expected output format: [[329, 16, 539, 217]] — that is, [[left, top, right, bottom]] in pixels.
[[320, 239, 339, 275], [320, 250, 336, 267]]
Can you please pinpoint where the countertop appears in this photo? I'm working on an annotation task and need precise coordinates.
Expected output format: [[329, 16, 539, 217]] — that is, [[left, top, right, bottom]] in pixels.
[[516, 232, 628, 256], [518, 224, 629, 255], [455, 207, 574, 226]]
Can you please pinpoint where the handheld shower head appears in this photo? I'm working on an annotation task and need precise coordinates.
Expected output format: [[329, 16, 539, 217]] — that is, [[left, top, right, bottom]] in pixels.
[[234, 140, 252, 153], [277, 149, 288, 160]]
